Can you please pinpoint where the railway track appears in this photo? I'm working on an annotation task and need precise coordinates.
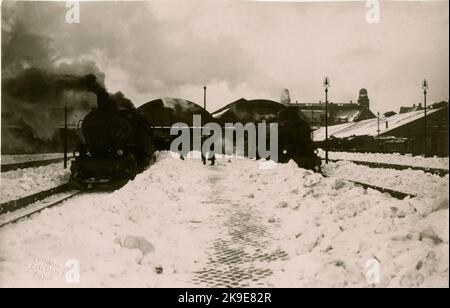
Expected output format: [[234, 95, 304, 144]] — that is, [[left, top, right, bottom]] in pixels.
[[343, 179, 416, 199], [0, 184, 82, 228], [324, 158, 448, 176], [1, 157, 73, 172], [321, 174, 417, 200]]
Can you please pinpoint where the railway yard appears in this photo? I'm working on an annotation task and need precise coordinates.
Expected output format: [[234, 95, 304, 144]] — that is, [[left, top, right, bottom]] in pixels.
[[1, 0, 448, 291], [0, 151, 448, 287]]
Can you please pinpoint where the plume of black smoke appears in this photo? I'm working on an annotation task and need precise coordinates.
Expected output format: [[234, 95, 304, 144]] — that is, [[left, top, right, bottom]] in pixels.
[[2, 67, 135, 144], [2, 67, 101, 140], [1, 14, 135, 153], [111, 91, 135, 111]]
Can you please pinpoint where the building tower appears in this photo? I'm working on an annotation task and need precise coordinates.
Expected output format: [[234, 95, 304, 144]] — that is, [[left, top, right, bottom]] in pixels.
[[280, 88, 291, 105], [358, 88, 370, 110]]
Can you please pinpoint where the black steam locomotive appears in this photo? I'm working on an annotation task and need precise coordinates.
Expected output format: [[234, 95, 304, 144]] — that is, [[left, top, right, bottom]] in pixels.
[[70, 78, 154, 187], [277, 105, 322, 172]]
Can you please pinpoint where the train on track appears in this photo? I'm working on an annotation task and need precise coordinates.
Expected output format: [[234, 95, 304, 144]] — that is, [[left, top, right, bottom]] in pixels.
[[70, 81, 154, 187], [70, 94, 321, 187], [71, 108, 154, 187], [277, 105, 322, 172], [212, 99, 322, 172]]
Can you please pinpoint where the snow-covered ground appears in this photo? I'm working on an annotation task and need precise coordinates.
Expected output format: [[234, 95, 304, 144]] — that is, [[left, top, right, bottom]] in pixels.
[[1, 153, 65, 165], [0, 163, 71, 203], [323, 161, 449, 198], [318, 150, 449, 170], [0, 153, 447, 287]]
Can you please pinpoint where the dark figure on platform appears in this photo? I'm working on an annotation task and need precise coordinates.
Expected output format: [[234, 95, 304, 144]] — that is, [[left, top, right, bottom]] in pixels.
[[201, 136, 216, 166]]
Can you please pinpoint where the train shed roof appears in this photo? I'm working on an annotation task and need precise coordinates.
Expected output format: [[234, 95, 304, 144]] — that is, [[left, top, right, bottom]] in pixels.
[[211, 98, 285, 123], [138, 97, 214, 127]]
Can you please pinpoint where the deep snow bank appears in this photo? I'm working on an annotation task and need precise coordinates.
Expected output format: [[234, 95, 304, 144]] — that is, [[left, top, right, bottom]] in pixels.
[[0, 163, 71, 203], [0, 152, 218, 287], [0, 153, 447, 287], [323, 161, 449, 198], [215, 158, 449, 287]]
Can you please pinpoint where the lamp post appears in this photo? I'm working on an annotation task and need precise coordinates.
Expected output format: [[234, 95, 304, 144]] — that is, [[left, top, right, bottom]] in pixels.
[[323, 77, 330, 164], [377, 112, 380, 137], [203, 86, 207, 110], [377, 111, 380, 152], [422, 79, 428, 156]]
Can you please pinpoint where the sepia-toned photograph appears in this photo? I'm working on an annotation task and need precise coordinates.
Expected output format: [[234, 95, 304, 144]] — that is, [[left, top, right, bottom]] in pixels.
[[0, 0, 448, 291]]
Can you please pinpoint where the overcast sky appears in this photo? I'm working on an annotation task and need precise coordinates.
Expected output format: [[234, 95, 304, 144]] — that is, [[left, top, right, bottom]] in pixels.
[[2, 0, 449, 114]]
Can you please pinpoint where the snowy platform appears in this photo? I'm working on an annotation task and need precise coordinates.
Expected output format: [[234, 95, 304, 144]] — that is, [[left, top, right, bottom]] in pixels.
[[0, 153, 448, 287]]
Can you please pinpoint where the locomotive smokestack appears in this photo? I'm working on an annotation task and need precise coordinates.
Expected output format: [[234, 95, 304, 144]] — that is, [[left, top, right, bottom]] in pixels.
[[95, 88, 111, 110], [80, 74, 113, 110]]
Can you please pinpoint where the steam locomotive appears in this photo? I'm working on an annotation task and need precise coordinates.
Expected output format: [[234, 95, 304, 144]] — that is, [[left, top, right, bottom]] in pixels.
[[71, 107, 154, 187], [211, 99, 322, 172], [277, 105, 322, 172], [70, 78, 154, 187]]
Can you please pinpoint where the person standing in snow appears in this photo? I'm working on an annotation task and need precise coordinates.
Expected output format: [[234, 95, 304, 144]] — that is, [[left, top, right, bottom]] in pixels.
[[201, 135, 216, 166]]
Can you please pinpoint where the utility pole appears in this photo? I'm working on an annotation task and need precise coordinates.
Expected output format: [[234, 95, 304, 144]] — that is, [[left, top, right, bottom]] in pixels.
[[323, 77, 330, 164], [64, 101, 68, 169], [422, 79, 429, 156], [377, 111, 380, 152], [203, 86, 207, 110]]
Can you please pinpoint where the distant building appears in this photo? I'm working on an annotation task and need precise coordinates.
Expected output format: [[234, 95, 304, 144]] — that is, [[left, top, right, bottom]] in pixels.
[[313, 101, 449, 156], [399, 103, 423, 114], [280, 89, 291, 105], [357, 88, 370, 110], [384, 111, 397, 117], [292, 88, 376, 127]]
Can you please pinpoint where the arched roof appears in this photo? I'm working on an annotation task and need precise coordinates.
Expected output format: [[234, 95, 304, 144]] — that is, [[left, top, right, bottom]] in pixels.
[[137, 97, 214, 127], [212, 98, 285, 124]]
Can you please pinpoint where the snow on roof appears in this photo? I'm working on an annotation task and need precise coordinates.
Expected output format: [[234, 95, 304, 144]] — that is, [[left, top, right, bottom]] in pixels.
[[313, 107, 442, 141], [212, 107, 231, 118]]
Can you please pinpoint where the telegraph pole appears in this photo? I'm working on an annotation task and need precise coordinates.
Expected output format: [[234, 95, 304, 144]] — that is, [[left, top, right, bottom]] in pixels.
[[377, 112, 380, 152], [203, 86, 207, 110], [64, 101, 68, 169], [323, 77, 330, 164], [422, 79, 429, 156]]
